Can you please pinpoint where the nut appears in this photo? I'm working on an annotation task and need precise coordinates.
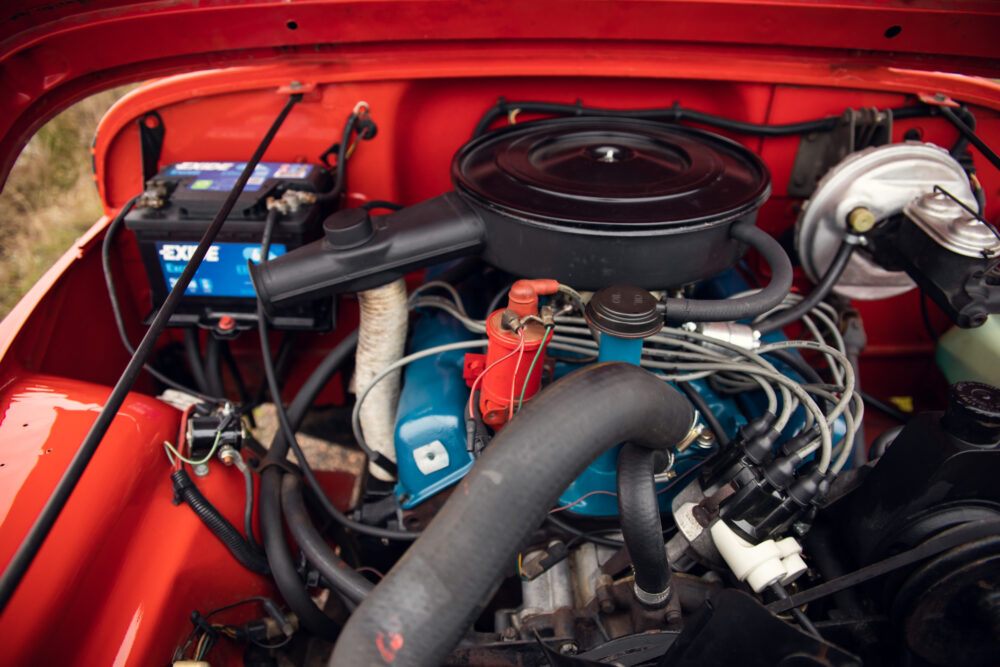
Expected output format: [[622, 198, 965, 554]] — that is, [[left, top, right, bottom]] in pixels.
[[218, 446, 237, 466]]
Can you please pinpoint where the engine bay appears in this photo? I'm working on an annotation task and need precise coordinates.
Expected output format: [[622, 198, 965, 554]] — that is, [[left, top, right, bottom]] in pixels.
[[2, 68, 1000, 666]]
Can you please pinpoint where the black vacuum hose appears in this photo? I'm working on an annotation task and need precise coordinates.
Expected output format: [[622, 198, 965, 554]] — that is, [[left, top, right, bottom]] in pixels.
[[661, 224, 793, 324], [183, 328, 210, 395], [261, 468, 341, 640], [204, 334, 227, 398], [330, 362, 695, 666], [281, 474, 374, 604], [171, 469, 269, 575], [676, 381, 728, 446], [617, 444, 672, 606], [257, 330, 360, 640], [755, 237, 855, 335]]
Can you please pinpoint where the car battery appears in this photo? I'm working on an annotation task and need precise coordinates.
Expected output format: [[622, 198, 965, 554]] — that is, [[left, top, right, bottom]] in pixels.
[[125, 161, 334, 330]]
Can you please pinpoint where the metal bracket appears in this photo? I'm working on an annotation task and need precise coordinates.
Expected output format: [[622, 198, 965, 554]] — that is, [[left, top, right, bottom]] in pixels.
[[787, 107, 893, 197], [138, 111, 164, 183]]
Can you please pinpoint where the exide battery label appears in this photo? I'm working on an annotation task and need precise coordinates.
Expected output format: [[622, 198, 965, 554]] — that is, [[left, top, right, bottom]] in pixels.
[[164, 162, 313, 193], [156, 242, 287, 298]]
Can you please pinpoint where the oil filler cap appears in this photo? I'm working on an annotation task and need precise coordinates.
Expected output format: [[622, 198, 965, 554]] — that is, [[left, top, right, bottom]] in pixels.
[[585, 285, 661, 339], [943, 381, 1000, 445]]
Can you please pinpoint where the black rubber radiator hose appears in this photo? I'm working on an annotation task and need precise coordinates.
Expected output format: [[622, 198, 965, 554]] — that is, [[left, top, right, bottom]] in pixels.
[[329, 362, 695, 666], [617, 444, 672, 607]]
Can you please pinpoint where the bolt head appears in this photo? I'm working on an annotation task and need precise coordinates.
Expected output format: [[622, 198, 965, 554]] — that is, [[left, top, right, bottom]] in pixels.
[[559, 642, 579, 656], [192, 463, 210, 477]]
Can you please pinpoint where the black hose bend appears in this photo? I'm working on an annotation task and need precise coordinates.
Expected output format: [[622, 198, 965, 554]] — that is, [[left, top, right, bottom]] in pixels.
[[617, 444, 672, 607], [281, 474, 374, 604], [755, 237, 855, 335], [256, 329, 360, 639], [171, 469, 269, 575], [661, 224, 793, 324], [329, 362, 695, 667], [260, 468, 341, 640]]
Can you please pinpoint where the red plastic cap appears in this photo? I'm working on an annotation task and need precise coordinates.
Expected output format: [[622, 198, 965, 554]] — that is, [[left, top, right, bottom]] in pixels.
[[506, 279, 559, 317]]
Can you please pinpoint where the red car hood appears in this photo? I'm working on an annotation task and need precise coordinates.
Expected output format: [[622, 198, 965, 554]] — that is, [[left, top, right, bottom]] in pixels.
[[2, 0, 1000, 191]]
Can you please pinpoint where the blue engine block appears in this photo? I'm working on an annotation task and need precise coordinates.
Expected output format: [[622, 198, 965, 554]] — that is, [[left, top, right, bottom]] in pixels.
[[393, 271, 842, 516]]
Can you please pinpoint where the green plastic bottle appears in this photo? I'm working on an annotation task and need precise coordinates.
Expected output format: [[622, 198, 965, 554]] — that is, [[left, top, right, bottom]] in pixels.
[[936, 316, 1000, 386]]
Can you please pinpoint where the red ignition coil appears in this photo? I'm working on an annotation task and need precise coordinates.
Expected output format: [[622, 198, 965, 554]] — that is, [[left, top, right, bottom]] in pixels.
[[464, 279, 558, 428]]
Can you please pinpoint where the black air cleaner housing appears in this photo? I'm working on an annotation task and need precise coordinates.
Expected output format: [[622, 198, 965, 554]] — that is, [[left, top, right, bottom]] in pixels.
[[454, 117, 770, 289], [250, 118, 771, 308]]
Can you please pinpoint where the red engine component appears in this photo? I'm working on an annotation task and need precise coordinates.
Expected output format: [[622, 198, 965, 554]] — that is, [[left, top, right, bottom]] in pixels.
[[464, 279, 558, 427]]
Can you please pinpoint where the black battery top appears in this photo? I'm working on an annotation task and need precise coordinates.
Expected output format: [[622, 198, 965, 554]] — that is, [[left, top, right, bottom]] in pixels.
[[124, 161, 334, 330]]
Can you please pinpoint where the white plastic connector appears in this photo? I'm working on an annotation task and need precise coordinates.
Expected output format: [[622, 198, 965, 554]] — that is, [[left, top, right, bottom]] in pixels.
[[710, 520, 806, 593], [776, 536, 808, 586]]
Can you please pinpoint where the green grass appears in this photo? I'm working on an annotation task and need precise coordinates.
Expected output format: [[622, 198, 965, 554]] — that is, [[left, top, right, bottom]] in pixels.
[[0, 87, 132, 320]]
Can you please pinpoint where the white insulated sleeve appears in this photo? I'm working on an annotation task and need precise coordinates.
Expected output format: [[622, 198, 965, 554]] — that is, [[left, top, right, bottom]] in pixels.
[[352, 278, 408, 481]]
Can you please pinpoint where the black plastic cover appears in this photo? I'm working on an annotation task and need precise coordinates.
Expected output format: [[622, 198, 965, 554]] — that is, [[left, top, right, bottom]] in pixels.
[[944, 381, 1000, 444], [453, 117, 769, 229], [585, 285, 661, 339]]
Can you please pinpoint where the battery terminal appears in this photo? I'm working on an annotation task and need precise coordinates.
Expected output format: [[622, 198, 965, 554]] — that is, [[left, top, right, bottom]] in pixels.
[[266, 189, 316, 215], [137, 180, 172, 209]]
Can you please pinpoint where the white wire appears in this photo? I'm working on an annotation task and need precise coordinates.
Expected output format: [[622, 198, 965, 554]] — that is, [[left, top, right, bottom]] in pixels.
[[409, 280, 466, 313], [757, 339, 855, 424]]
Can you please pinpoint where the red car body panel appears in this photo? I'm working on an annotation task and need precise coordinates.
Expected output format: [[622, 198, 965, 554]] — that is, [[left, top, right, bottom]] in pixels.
[[1, 1, 1000, 664]]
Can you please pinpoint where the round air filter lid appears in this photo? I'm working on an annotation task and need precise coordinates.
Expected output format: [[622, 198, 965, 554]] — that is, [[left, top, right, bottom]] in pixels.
[[452, 117, 770, 231]]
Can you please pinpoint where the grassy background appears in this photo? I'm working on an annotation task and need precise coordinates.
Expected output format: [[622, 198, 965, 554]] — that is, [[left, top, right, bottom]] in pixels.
[[0, 87, 131, 320]]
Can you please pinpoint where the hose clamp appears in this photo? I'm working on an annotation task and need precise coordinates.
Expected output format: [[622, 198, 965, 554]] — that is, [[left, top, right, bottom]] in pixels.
[[633, 582, 672, 608], [674, 413, 703, 453]]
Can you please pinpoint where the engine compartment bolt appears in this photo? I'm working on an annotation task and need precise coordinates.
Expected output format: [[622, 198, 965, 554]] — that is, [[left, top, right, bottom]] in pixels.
[[847, 206, 876, 233], [219, 446, 237, 466], [559, 642, 579, 655], [192, 462, 210, 477]]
